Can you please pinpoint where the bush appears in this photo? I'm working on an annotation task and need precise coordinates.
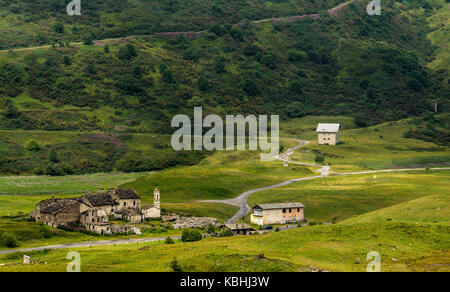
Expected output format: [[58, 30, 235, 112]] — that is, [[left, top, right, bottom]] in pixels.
[[118, 44, 137, 61], [40, 225, 53, 239], [165, 236, 175, 244], [1, 233, 19, 248], [181, 229, 202, 242], [170, 257, 182, 272], [315, 155, 325, 164], [26, 140, 41, 152], [219, 228, 233, 237], [207, 224, 216, 234]]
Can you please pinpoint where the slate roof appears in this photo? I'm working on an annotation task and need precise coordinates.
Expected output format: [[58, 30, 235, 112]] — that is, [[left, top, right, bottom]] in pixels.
[[83, 193, 118, 207], [40, 199, 80, 214], [316, 123, 340, 133], [253, 203, 305, 210], [111, 188, 140, 200]]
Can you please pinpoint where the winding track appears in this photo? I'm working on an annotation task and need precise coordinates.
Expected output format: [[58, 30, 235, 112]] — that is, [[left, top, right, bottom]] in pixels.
[[200, 139, 449, 223], [0, 0, 359, 54]]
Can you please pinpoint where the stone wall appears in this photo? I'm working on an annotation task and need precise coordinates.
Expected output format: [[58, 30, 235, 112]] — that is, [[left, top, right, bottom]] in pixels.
[[172, 217, 220, 229]]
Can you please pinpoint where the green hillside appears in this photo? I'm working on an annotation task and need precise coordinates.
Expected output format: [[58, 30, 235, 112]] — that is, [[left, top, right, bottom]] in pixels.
[[0, 0, 448, 175], [248, 170, 450, 222], [0, 0, 349, 49]]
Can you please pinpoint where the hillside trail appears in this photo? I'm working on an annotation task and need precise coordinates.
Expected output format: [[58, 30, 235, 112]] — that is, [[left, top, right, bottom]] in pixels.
[[0, 0, 359, 54], [200, 139, 449, 223]]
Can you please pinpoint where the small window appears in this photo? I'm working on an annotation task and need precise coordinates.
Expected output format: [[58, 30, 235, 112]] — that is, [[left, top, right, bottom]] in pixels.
[[133, 201, 136, 206], [282, 209, 286, 213], [289, 208, 292, 213], [124, 202, 127, 206], [297, 208, 300, 212]]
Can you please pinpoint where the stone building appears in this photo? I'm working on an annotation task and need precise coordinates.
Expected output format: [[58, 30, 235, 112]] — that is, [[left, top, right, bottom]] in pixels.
[[114, 208, 145, 224], [141, 187, 161, 219], [82, 192, 119, 215], [109, 188, 141, 211], [250, 203, 305, 226], [316, 123, 340, 145], [224, 223, 255, 235], [30, 198, 89, 228], [30, 187, 162, 235]]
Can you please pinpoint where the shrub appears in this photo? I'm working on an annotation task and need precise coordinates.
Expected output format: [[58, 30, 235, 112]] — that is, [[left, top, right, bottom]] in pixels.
[[162, 69, 177, 84], [181, 229, 202, 242], [118, 44, 137, 61], [4, 103, 19, 118], [207, 224, 216, 234], [26, 140, 41, 152], [1, 233, 19, 248], [198, 76, 209, 91], [40, 225, 53, 239], [243, 79, 260, 96], [170, 257, 182, 272], [315, 155, 325, 164], [165, 236, 175, 244], [219, 228, 233, 237]]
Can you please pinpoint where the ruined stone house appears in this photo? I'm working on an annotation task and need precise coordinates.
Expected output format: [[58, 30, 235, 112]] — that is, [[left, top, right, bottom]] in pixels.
[[30, 187, 161, 235]]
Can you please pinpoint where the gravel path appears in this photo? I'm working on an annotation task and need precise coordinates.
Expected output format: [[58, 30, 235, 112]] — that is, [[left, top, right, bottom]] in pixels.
[[201, 139, 450, 223]]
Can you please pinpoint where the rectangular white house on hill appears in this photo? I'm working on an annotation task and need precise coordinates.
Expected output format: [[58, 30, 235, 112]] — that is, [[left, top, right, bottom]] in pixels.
[[316, 123, 340, 145]]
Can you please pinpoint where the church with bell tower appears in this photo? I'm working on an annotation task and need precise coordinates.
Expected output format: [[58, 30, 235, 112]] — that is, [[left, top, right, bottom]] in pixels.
[[142, 187, 161, 219]]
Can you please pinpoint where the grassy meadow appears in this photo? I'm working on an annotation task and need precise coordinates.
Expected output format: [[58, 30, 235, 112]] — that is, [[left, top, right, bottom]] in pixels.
[[284, 116, 449, 172], [248, 170, 450, 223], [1, 192, 448, 272], [0, 172, 149, 196], [123, 140, 318, 203]]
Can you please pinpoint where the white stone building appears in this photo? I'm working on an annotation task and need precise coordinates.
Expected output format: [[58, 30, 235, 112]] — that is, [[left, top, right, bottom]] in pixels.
[[316, 123, 341, 145]]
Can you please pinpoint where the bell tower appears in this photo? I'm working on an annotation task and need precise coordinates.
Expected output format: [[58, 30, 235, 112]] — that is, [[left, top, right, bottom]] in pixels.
[[154, 187, 160, 209]]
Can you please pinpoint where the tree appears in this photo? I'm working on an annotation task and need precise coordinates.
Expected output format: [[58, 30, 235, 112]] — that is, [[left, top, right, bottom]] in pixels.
[[50, 149, 60, 163], [315, 155, 325, 164], [198, 76, 209, 91], [287, 50, 307, 62], [170, 257, 182, 272], [187, 96, 203, 108], [290, 81, 303, 94], [118, 44, 137, 61], [0, 233, 19, 248], [63, 56, 71, 66], [83, 35, 94, 45], [181, 229, 202, 242], [243, 79, 260, 96], [359, 79, 370, 90], [53, 22, 64, 34], [165, 236, 175, 244], [230, 28, 243, 41], [26, 140, 41, 152], [219, 228, 233, 237], [243, 44, 261, 56], [213, 57, 226, 73], [4, 103, 19, 118], [162, 69, 177, 84], [207, 224, 216, 234], [104, 44, 110, 53]]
